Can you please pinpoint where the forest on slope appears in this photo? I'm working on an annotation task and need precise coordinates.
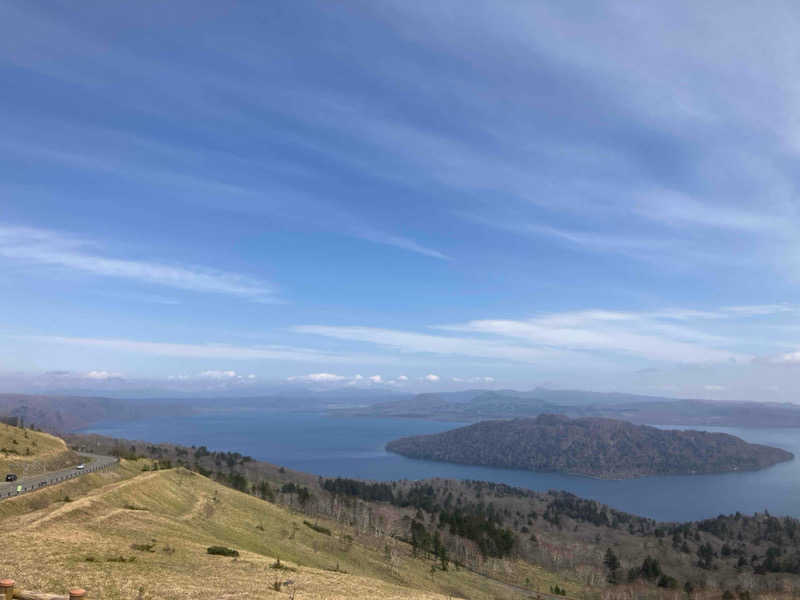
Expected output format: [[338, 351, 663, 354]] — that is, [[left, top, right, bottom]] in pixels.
[[385, 415, 793, 478]]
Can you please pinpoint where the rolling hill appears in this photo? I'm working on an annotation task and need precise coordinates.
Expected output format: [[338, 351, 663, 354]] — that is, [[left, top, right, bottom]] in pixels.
[[0, 422, 81, 476], [0, 458, 571, 600]]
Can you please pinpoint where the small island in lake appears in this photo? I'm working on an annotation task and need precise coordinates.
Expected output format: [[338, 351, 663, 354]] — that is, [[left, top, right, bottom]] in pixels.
[[385, 414, 794, 479]]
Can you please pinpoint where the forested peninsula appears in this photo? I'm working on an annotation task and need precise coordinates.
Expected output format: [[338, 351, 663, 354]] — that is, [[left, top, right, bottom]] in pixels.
[[386, 414, 794, 479]]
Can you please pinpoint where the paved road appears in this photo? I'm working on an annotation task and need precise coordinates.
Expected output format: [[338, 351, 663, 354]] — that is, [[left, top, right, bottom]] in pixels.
[[0, 452, 118, 500]]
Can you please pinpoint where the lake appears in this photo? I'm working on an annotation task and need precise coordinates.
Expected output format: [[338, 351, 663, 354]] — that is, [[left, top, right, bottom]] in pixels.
[[82, 411, 800, 523]]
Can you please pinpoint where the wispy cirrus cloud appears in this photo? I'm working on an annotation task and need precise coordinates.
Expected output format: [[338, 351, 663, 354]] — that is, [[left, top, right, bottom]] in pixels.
[[441, 317, 740, 364], [353, 227, 450, 261], [294, 305, 793, 368], [0, 225, 276, 302], [292, 324, 581, 365], [20, 334, 341, 363]]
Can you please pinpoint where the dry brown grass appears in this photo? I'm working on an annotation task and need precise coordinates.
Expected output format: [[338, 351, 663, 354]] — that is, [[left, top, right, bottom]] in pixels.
[[0, 423, 80, 475], [0, 464, 564, 599]]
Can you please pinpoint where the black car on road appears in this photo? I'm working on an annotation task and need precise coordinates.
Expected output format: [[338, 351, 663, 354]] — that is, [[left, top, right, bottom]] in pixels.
[[5, 473, 17, 482]]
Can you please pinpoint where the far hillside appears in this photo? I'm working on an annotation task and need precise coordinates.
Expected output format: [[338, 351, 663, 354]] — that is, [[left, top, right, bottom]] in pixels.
[[0, 422, 81, 476], [332, 388, 800, 427], [0, 393, 192, 433], [386, 414, 794, 478]]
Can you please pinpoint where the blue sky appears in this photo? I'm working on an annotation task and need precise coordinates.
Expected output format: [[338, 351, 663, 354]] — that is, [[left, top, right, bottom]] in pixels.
[[2, 1, 800, 399]]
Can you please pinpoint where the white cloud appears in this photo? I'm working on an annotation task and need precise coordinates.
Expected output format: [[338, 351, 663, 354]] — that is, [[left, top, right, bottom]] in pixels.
[[166, 371, 256, 383], [83, 370, 122, 380], [703, 384, 725, 391], [288, 372, 348, 383], [396, 375, 408, 381], [424, 373, 440, 382], [287, 372, 396, 386], [765, 351, 800, 365], [200, 370, 238, 379], [0, 225, 276, 302]]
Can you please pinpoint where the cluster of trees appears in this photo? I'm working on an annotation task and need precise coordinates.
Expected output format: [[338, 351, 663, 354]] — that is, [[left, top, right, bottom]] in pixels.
[[410, 520, 449, 570], [753, 546, 800, 575], [280, 482, 312, 506], [254, 480, 275, 502], [323, 477, 515, 558], [604, 549, 677, 589], [438, 506, 514, 558], [322, 477, 394, 502], [193, 446, 253, 468]]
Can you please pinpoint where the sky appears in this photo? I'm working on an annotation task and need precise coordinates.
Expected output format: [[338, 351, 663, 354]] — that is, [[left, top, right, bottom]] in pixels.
[[2, 1, 800, 400]]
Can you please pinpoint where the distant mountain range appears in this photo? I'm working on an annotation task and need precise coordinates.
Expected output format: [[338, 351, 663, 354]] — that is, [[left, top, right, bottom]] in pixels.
[[333, 387, 800, 427], [5, 386, 800, 434], [386, 414, 795, 478], [0, 393, 192, 433]]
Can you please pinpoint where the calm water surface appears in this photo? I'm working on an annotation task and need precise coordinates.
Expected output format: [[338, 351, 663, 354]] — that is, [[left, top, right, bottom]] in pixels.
[[82, 411, 800, 523]]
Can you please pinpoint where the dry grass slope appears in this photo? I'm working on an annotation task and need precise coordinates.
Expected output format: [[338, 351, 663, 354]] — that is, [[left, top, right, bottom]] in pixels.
[[0, 423, 81, 476], [0, 463, 571, 599]]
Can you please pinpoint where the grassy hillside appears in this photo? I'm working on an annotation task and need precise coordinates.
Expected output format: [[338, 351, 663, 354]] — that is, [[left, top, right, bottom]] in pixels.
[[0, 422, 81, 476], [0, 462, 574, 600]]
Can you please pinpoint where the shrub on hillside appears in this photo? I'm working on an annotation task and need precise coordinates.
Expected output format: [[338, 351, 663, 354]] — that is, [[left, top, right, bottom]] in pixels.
[[131, 542, 156, 552], [303, 520, 332, 535], [207, 545, 239, 557], [270, 557, 297, 571]]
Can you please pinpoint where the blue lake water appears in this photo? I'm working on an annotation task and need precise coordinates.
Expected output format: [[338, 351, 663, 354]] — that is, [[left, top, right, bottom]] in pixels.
[[82, 411, 800, 523]]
